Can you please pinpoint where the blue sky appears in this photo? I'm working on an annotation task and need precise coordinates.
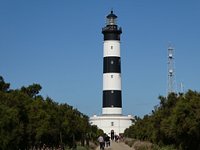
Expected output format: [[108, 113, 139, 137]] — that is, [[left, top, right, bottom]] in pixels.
[[0, 1, 200, 117]]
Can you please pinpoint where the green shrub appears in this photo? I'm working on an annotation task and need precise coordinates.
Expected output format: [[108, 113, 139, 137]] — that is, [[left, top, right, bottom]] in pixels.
[[152, 145, 176, 150], [159, 145, 176, 150]]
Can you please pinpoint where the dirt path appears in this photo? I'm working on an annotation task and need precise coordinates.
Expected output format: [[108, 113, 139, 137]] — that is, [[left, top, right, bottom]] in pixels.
[[96, 141, 133, 150]]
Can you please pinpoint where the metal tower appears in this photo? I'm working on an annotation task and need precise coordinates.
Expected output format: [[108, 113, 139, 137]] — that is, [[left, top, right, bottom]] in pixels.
[[167, 46, 176, 94]]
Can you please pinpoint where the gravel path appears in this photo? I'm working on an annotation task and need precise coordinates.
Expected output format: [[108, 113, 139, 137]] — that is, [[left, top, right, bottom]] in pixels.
[[96, 141, 133, 150]]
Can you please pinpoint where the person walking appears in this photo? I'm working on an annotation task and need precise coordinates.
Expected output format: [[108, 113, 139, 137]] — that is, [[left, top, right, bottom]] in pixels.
[[98, 135, 105, 150], [104, 134, 110, 147]]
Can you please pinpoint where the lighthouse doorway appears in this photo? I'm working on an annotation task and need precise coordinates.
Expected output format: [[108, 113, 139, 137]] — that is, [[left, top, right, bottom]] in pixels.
[[111, 130, 114, 141]]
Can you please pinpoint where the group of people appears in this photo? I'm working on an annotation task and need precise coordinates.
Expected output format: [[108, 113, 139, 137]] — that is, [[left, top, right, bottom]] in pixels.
[[98, 134, 111, 150], [98, 133, 123, 149]]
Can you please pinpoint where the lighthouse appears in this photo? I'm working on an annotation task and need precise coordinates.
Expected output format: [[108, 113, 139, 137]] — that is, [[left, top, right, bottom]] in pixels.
[[90, 11, 133, 136], [102, 11, 122, 115]]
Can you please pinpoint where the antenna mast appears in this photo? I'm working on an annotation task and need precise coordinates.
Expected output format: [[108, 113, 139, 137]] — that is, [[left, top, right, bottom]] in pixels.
[[167, 45, 176, 94]]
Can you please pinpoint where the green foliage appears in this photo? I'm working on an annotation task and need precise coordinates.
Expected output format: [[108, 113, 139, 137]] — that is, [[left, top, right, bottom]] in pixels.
[[0, 76, 10, 92], [21, 83, 42, 98], [0, 76, 100, 149], [124, 91, 200, 150], [158, 145, 176, 150]]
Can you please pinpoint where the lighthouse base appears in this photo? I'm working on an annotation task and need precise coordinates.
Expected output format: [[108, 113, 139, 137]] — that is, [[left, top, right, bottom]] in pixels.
[[89, 114, 133, 136]]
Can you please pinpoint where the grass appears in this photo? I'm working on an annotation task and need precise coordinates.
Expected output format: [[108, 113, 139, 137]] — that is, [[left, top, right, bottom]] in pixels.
[[133, 141, 153, 150], [124, 138, 176, 150], [124, 138, 137, 147], [64, 142, 97, 150]]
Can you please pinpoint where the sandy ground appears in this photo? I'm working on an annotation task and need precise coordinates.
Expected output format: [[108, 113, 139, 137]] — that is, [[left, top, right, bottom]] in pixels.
[[96, 141, 133, 150]]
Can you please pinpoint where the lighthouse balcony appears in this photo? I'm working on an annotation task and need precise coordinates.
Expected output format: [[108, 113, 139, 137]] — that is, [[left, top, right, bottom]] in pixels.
[[102, 26, 122, 33]]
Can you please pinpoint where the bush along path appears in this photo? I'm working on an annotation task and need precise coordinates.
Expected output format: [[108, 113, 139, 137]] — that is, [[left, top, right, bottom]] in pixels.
[[0, 76, 103, 149], [124, 91, 200, 150]]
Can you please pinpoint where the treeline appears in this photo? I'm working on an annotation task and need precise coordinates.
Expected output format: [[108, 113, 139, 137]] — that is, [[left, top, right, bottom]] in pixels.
[[124, 90, 200, 150], [0, 76, 103, 149]]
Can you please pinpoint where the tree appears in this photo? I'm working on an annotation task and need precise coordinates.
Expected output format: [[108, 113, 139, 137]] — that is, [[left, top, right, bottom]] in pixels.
[[21, 84, 42, 98], [124, 91, 200, 150], [0, 76, 10, 92], [0, 75, 107, 149]]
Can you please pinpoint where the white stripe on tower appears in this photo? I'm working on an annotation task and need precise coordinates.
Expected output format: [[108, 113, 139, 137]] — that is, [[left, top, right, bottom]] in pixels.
[[103, 73, 121, 91], [103, 41, 120, 57]]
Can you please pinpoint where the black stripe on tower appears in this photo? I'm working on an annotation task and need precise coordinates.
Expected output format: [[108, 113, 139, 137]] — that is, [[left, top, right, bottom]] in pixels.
[[103, 57, 121, 73], [103, 90, 122, 107]]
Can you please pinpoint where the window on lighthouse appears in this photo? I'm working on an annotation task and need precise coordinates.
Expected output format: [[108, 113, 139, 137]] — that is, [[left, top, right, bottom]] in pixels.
[[111, 60, 114, 64], [111, 46, 113, 49], [107, 18, 116, 25]]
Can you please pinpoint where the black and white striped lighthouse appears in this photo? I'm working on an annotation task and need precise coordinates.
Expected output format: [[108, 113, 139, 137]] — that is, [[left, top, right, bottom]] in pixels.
[[102, 11, 122, 115], [89, 11, 133, 135]]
